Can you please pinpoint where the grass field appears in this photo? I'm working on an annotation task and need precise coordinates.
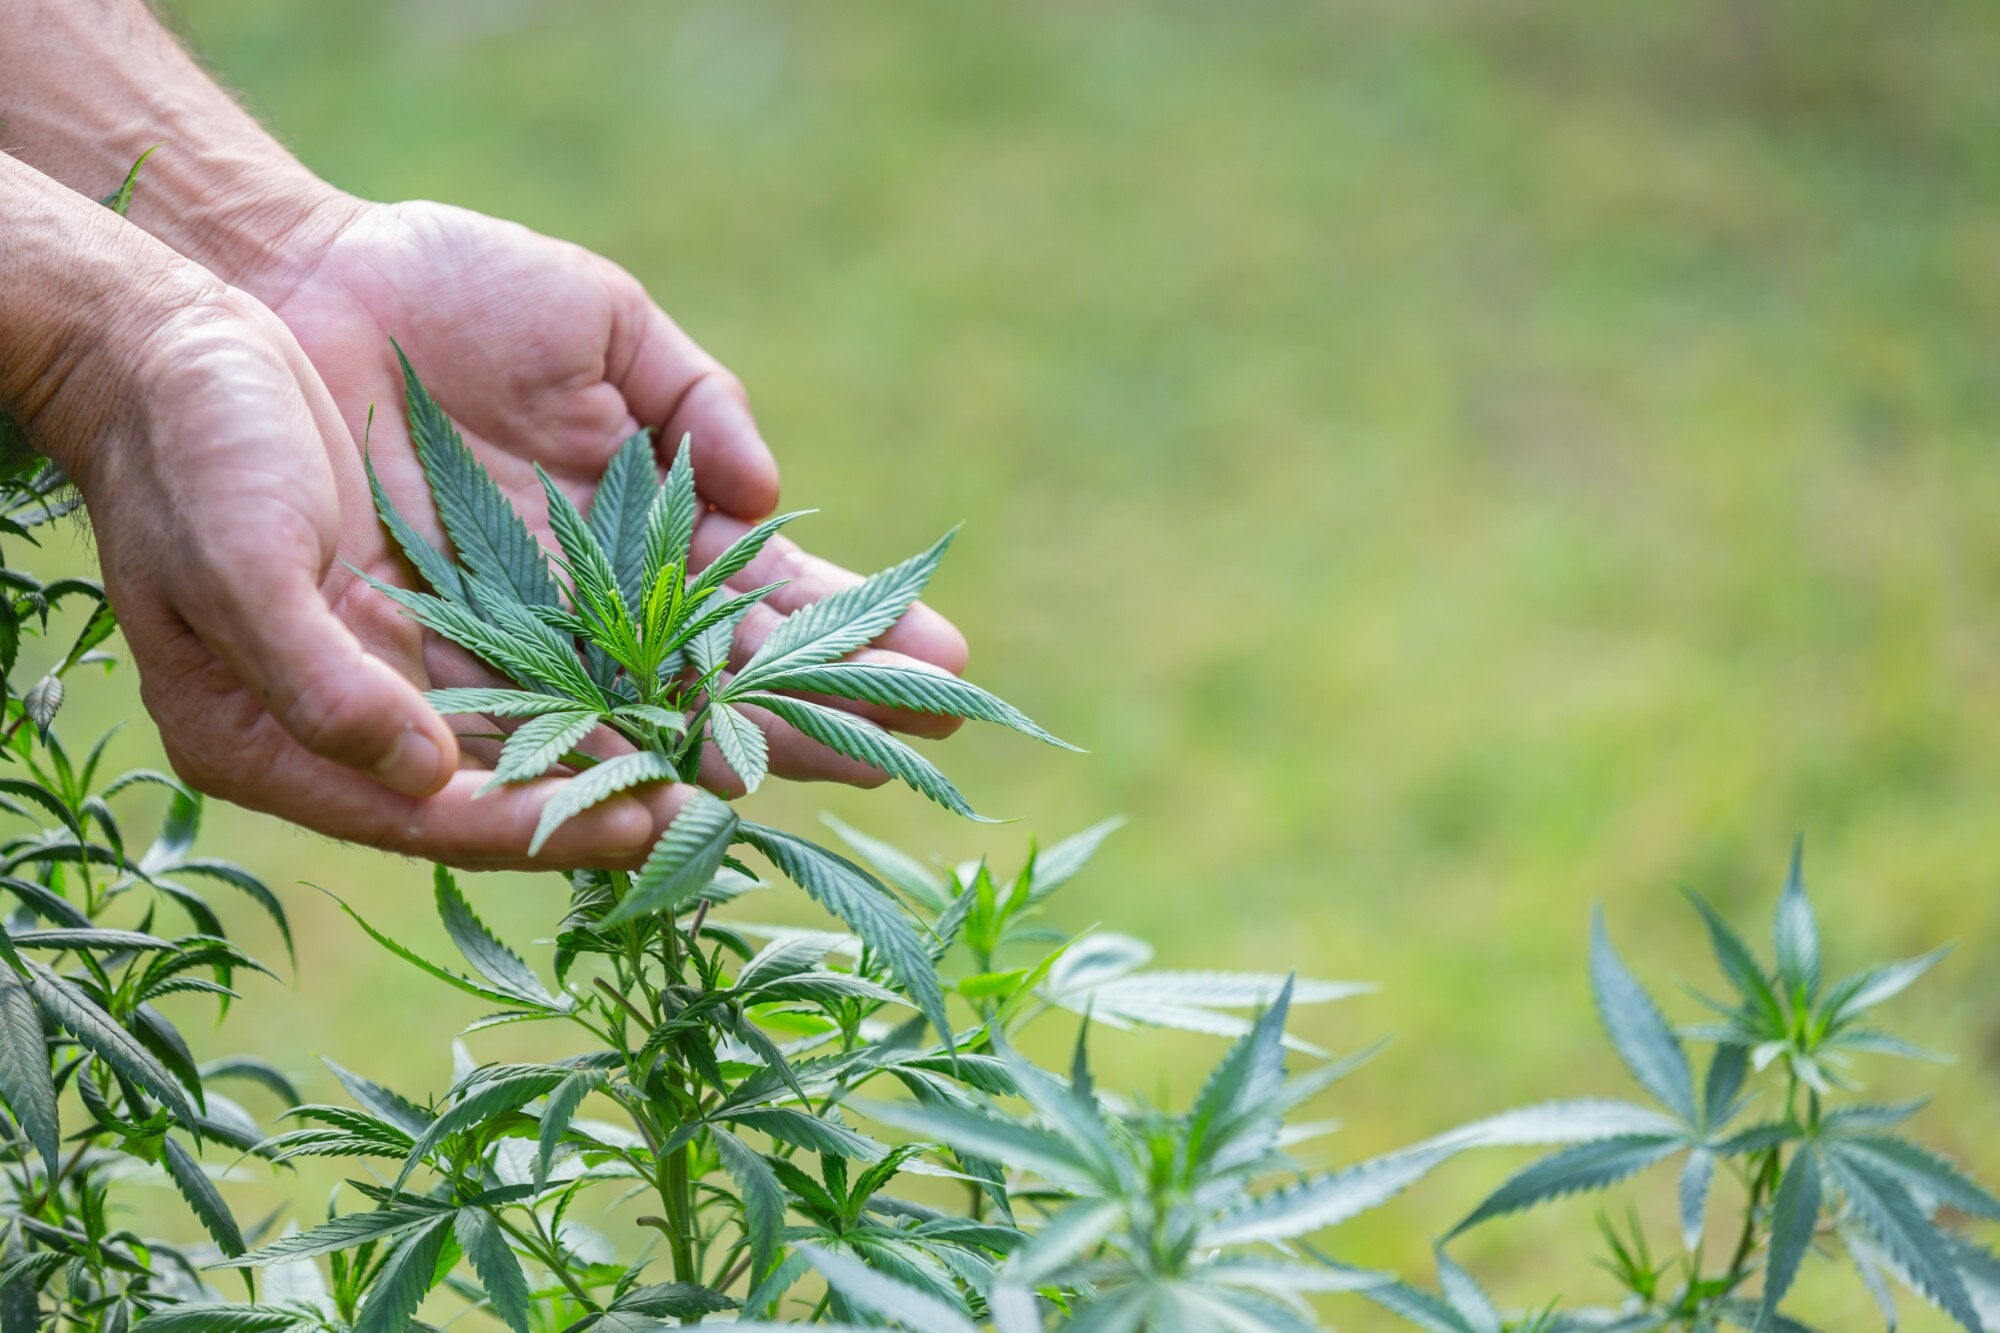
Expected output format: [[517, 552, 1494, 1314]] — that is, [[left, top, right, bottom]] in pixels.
[[44, 0, 2000, 1324]]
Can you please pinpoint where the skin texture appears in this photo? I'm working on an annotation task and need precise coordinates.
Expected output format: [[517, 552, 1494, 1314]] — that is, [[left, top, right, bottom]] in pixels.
[[0, 1, 967, 867]]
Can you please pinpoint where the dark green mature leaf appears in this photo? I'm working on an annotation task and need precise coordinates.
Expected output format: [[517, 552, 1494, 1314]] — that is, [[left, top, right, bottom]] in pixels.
[[736, 823, 950, 1042], [688, 510, 812, 603], [589, 432, 660, 612], [131, 1307, 307, 1332], [222, 1204, 447, 1266], [397, 345, 559, 607], [1201, 1148, 1447, 1246], [368, 451, 466, 603], [603, 789, 738, 927], [738, 693, 984, 818], [199, 1055, 301, 1107], [27, 963, 197, 1124], [708, 702, 769, 793], [536, 1070, 603, 1192], [610, 1282, 738, 1318], [713, 1127, 786, 1282], [486, 711, 601, 789], [324, 1059, 434, 1139], [529, 749, 680, 855], [161, 1135, 244, 1256], [425, 687, 580, 719], [397, 1069, 566, 1187], [1590, 910, 1696, 1124], [747, 662, 1076, 749], [735, 531, 956, 685], [538, 467, 626, 621], [1773, 839, 1821, 1004], [434, 867, 559, 1008], [1823, 1147, 1980, 1332], [644, 438, 698, 584], [360, 573, 591, 700], [1759, 1144, 1821, 1329], [355, 1212, 453, 1333], [726, 1107, 886, 1159], [0, 964, 58, 1174], [1450, 1136, 1684, 1235], [456, 1208, 531, 1333]]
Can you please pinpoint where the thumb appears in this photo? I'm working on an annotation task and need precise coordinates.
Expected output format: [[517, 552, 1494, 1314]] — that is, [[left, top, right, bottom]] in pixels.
[[188, 566, 460, 798]]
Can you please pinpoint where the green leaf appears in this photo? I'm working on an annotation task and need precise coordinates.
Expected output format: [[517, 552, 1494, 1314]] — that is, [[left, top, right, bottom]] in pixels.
[[609, 1282, 739, 1318], [708, 702, 769, 793], [162, 1135, 244, 1257], [320, 888, 530, 1008], [859, 1098, 1099, 1193], [538, 467, 626, 621], [745, 662, 1076, 750], [736, 530, 955, 684], [799, 1244, 981, 1333], [1773, 838, 1821, 1004], [725, 1107, 886, 1159], [367, 450, 466, 603], [354, 1212, 453, 1333], [1591, 909, 1696, 1124], [688, 510, 812, 602], [1823, 1146, 1980, 1332], [1824, 947, 1952, 1025], [644, 439, 699, 585], [456, 1208, 532, 1333], [397, 1069, 566, 1187], [602, 790, 738, 927], [424, 687, 581, 720], [536, 1070, 603, 1192], [589, 431, 661, 612], [485, 710, 601, 789], [1828, 1136, 2000, 1222], [131, 1307, 306, 1332], [221, 1204, 447, 1266], [1759, 1144, 1821, 1329], [0, 964, 58, 1174], [1201, 1149, 1447, 1246], [323, 1059, 434, 1139], [434, 867, 559, 1008], [820, 815, 949, 911], [398, 344, 559, 607], [530, 749, 680, 855], [713, 1127, 786, 1282], [1450, 1135, 1684, 1235], [27, 964, 197, 1124], [1683, 888, 1781, 1025], [99, 145, 157, 215], [1188, 976, 1292, 1174], [736, 693, 985, 819], [1423, 1098, 1686, 1152], [359, 572, 593, 700], [1679, 1147, 1715, 1251], [736, 824, 950, 1043]]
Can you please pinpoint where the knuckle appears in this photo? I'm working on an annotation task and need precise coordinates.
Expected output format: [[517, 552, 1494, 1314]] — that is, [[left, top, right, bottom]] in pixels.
[[278, 670, 386, 764]]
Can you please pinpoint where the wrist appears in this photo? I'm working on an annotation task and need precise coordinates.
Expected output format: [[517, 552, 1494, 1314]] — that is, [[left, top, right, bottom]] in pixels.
[[0, 154, 226, 486]]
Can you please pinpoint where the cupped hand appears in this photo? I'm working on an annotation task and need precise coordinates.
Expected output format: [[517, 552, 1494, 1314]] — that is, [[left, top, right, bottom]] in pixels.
[[249, 198, 969, 789], [52, 277, 689, 868]]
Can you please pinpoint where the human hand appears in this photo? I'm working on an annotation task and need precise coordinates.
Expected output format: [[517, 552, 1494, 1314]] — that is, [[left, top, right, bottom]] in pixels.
[[0, 162, 688, 866], [239, 197, 971, 792]]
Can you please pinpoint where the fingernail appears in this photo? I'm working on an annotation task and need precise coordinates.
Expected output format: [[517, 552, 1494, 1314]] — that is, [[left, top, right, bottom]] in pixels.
[[373, 728, 445, 797]]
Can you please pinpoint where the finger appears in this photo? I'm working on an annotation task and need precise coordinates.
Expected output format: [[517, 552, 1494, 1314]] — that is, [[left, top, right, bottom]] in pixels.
[[605, 274, 779, 518], [692, 513, 970, 672], [178, 564, 459, 799]]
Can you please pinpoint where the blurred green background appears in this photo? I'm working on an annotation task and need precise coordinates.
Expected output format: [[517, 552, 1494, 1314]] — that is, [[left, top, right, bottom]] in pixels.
[[47, 0, 2000, 1325]]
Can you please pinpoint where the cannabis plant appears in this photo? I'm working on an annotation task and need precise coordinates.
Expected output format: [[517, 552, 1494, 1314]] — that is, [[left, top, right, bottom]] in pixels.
[[1377, 845, 2000, 1333], [0, 449, 303, 1330]]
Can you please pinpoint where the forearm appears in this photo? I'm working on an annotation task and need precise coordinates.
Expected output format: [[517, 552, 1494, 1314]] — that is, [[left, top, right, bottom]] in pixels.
[[0, 0, 342, 291], [0, 150, 216, 481]]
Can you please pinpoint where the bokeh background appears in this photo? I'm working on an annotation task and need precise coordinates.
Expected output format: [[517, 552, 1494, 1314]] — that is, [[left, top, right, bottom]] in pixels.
[[41, 0, 2000, 1325]]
